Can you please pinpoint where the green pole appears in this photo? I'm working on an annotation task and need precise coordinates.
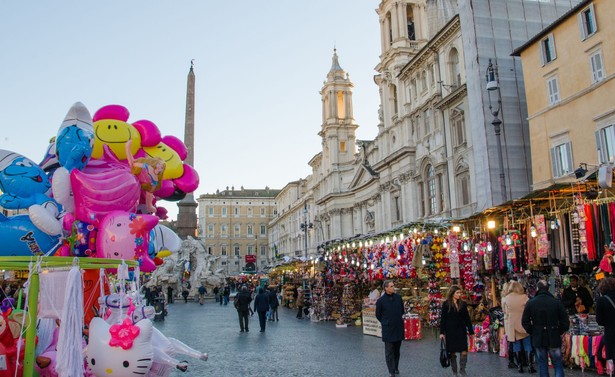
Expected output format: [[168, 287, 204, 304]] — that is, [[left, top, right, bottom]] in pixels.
[[22, 270, 39, 376]]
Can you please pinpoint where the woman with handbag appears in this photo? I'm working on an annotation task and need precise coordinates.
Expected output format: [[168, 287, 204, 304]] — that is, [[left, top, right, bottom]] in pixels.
[[440, 285, 474, 376]]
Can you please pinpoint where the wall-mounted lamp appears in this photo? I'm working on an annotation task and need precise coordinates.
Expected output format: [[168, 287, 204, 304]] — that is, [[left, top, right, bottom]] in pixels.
[[487, 220, 496, 229], [452, 225, 461, 233], [575, 163, 588, 179]]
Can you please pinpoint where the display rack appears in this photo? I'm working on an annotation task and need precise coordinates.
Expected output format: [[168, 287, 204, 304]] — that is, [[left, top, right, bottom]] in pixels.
[[0, 256, 138, 377]]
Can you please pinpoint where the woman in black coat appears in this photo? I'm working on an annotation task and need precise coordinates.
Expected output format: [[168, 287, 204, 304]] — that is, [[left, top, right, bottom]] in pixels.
[[440, 285, 474, 376], [596, 277, 615, 361]]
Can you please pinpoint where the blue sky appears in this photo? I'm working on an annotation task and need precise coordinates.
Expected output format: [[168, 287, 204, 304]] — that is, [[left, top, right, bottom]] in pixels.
[[0, 1, 382, 220]]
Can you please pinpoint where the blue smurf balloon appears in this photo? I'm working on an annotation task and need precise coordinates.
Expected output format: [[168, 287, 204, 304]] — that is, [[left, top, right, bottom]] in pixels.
[[0, 214, 60, 256]]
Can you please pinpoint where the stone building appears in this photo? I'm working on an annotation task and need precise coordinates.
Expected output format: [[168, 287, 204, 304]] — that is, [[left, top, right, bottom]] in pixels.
[[268, 0, 582, 259], [197, 187, 280, 274]]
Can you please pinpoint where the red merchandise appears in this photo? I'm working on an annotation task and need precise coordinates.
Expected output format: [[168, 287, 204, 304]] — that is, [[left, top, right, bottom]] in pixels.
[[404, 316, 421, 340]]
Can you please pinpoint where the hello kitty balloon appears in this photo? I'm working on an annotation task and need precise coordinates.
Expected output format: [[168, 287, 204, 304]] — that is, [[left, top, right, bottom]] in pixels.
[[86, 317, 153, 377]]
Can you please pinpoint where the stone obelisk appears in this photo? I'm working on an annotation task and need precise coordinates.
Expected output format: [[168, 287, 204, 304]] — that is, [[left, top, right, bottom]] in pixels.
[[176, 61, 198, 239]]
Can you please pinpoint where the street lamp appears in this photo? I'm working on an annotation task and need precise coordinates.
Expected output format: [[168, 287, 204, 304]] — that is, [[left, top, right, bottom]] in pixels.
[[486, 59, 507, 203], [254, 235, 258, 272], [299, 202, 313, 258]]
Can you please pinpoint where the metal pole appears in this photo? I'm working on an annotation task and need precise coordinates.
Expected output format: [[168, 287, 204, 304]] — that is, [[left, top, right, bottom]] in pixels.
[[492, 117, 507, 203], [23, 270, 39, 377], [303, 202, 308, 258]]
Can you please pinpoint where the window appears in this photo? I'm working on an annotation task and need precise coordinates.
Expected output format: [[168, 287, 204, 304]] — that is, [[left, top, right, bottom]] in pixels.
[[412, 79, 417, 98], [247, 225, 253, 236], [596, 125, 615, 164], [234, 224, 240, 237], [451, 109, 466, 147], [260, 207, 266, 216], [208, 207, 214, 217], [234, 207, 239, 216], [547, 76, 560, 105], [260, 246, 266, 256], [340, 141, 347, 152], [449, 49, 460, 87], [457, 172, 470, 206], [234, 245, 240, 256], [247, 207, 253, 217], [550, 142, 573, 178], [424, 109, 431, 135], [418, 183, 425, 217], [427, 166, 437, 215], [221, 207, 227, 217], [421, 71, 427, 92], [247, 246, 253, 254], [260, 224, 266, 235], [221, 246, 227, 256], [221, 224, 228, 235], [590, 51, 605, 83], [579, 4, 597, 40], [393, 195, 401, 222], [390, 84, 398, 115], [540, 34, 557, 65], [207, 224, 214, 234]]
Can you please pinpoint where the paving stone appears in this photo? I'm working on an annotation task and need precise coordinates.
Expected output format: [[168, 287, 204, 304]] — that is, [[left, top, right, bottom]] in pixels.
[[156, 301, 593, 377]]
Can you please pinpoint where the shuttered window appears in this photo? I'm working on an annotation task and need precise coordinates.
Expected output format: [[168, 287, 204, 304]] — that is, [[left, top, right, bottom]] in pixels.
[[540, 34, 557, 66], [547, 77, 560, 105], [578, 4, 597, 40], [590, 51, 605, 83], [596, 125, 615, 164], [550, 142, 573, 178]]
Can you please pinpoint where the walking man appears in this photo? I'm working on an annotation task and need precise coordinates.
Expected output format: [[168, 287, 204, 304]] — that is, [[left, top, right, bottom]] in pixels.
[[522, 280, 569, 377], [376, 280, 404, 377], [254, 287, 270, 332], [223, 285, 231, 306], [198, 284, 206, 305], [235, 286, 252, 333], [213, 285, 220, 303]]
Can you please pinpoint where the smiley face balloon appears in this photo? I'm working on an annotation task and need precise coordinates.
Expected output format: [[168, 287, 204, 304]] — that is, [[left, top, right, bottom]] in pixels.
[[92, 105, 141, 160]]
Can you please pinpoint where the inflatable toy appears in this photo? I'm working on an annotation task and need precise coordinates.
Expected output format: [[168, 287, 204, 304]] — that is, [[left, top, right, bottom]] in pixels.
[[91, 105, 141, 160], [0, 214, 60, 256], [86, 317, 153, 377], [96, 211, 158, 272]]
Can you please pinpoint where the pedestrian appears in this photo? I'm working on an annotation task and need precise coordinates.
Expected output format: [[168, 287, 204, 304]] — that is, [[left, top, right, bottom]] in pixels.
[[223, 285, 230, 305], [253, 287, 270, 332], [182, 286, 189, 303], [167, 285, 174, 304], [235, 286, 252, 333], [375, 280, 404, 377], [522, 279, 569, 377], [268, 287, 279, 321], [198, 284, 206, 305], [213, 285, 220, 303], [296, 287, 305, 319], [561, 274, 593, 314], [439, 285, 474, 376], [502, 280, 535, 373], [144, 286, 152, 306], [595, 277, 615, 367]]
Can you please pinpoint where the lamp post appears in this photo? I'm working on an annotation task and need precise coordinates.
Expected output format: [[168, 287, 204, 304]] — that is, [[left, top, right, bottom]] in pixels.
[[486, 59, 507, 203], [300, 202, 313, 258], [254, 235, 258, 272]]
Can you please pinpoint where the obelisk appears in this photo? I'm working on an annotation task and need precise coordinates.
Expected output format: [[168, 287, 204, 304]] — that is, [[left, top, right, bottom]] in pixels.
[[176, 60, 198, 239]]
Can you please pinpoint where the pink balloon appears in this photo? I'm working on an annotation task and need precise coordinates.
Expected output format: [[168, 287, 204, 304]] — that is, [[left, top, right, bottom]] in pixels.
[[96, 211, 158, 272], [71, 163, 140, 223], [92, 105, 130, 122], [132, 119, 161, 147], [154, 180, 175, 198], [174, 164, 199, 193], [161, 136, 187, 161]]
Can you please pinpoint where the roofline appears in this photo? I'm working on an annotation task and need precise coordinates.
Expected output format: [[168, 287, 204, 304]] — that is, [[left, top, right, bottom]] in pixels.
[[511, 0, 591, 56]]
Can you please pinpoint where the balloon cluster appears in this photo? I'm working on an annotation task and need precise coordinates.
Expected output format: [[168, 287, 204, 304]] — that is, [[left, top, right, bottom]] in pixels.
[[0, 103, 190, 271]]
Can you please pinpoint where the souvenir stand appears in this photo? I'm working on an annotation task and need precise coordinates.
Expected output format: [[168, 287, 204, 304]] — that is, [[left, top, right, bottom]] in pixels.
[[0, 256, 138, 377]]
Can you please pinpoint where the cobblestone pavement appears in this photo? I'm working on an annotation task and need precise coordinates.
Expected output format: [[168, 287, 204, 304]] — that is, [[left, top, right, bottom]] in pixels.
[[157, 299, 592, 377]]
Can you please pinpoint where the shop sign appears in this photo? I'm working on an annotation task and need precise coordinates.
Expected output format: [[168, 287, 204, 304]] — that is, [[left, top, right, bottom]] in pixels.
[[362, 307, 382, 337], [245, 255, 256, 263]]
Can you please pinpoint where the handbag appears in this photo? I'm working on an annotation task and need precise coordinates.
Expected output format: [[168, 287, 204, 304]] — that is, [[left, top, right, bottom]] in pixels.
[[439, 339, 450, 368]]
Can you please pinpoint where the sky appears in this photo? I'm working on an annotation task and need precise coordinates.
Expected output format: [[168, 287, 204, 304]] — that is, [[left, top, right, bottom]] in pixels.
[[0, 1, 382, 221]]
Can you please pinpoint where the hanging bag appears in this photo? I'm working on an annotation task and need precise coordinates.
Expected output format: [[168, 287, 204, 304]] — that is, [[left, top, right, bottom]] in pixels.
[[440, 338, 450, 368]]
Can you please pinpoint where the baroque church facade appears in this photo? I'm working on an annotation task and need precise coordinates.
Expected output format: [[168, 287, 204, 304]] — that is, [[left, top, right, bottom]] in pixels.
[[268, 0, 582, 261]]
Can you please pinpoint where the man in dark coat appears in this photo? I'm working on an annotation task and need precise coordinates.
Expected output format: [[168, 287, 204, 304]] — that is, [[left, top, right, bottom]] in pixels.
[[253, 287, 271, 332], [376, 280, 404, 377], [223, 285, 231, 305], [522, 280, 569, 377], [562, 274, 593, 314], [268, 287, 280, 321], [235, 286, 252, 332]]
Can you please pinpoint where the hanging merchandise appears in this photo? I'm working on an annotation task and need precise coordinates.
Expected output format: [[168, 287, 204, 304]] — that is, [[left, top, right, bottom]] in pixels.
[[535, 214, 549, 259]]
